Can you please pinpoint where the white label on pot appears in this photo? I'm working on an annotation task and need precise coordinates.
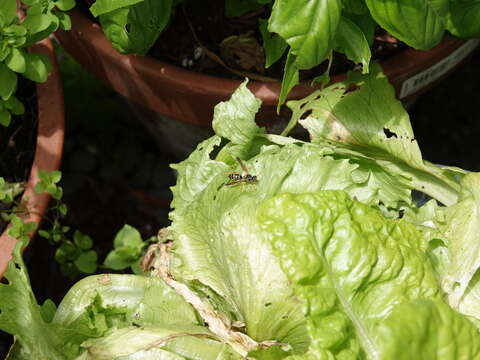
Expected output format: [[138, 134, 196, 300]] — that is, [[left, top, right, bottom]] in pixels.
[[399, 38, 480, 99]]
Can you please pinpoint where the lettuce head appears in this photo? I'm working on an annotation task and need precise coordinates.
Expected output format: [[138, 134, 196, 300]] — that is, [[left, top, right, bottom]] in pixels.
[[2, 66, 480, 359]]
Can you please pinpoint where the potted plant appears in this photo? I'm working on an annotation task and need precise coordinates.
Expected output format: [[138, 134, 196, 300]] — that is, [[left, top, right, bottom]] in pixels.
[[54, 0, 480, 130], [0, 0, 74, 277], [1, 66, 480, 359]]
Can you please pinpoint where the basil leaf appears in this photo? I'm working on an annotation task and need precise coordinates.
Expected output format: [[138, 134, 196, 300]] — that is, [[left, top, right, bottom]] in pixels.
[[365, 0, 449, 49]]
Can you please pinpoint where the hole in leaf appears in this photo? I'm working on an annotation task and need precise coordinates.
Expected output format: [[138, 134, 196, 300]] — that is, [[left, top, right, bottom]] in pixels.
[[345, 84, 359, 93], [300, 109, 312, 120], [383, 128, 398, 138]]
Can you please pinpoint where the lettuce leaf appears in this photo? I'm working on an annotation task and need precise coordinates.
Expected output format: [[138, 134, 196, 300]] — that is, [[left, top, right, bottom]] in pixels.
[[438, 173, 480, 308], [4, 68, 480, 359], [1, 240, 242, 359], [258, 190, 480, 359], [287, 65, 465, 206], [0, 240, 68, 359]]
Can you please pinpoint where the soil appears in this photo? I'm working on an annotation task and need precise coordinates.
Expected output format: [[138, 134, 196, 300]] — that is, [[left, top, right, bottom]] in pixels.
[[80, 0, 406, 81]]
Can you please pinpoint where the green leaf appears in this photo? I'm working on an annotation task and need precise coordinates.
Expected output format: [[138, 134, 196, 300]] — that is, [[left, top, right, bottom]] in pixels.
[[5, 48, 26, 73], [456, 269, 480, 324], [1, 0, 18, 26], [344, 12, 376, 46], [113, 224, 143, 249], [80, 325, 239, 359], [0, 63, 17, 100], [7, 215, 37, 242], [74, 250, 98, 274], [73, 231, 93, 250], [4, 95, 25, 115], [40, 299, 57, 323], [376, 299, 480, 359], [55, 10, 72, 30], [333, 17, 371, 74], [365, 0, 449, 49], [22, 52, 52, 83], [258, 18, 288, 68], [170, 136, 229, 219], [277, 50, 299, 111], [54, 0, 76, 11], [0, 179, 23, 202], [90, 0, 144, 17], [0, 109, 11, 126], [38, 230, 51, 239], [269, 0, 342, 69], [35, 170, 62, 199], [58, 203, 68, 215], [439, 173, 480, 308], [99, 0, 173, 55], [52, 274, 241, 359], [258, 190, 480, 358], [212, 79, 263, 158], [0, 240, 65, 359], [287, 65, 463, 206], [22, 13, 54, 34], [58, 242, 78, 260], [104, 249, 133, 270], [447, 0, 480, 38]]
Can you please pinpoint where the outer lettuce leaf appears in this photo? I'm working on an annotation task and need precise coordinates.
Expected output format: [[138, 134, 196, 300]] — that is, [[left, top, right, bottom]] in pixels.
[[365, 0, 448, 49], [1, 240, 240, 359], [54, 274, 242, 358], [0, 240, 66, 359], [77, 326, 241, 359], [170, 136, 229, 220], [258, 190, 480, 359], [53, 274, 201, 331], [439, 173, 480, 308], [287, 65, 464, 206], [63, 275, 246, 359], [457, 270, 480, 328], [212, 79, 264, 160]]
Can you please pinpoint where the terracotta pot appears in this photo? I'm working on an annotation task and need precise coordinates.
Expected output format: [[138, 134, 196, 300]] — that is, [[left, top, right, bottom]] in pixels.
[[0, 38, 65, 278], [55, 9, 479, 129]]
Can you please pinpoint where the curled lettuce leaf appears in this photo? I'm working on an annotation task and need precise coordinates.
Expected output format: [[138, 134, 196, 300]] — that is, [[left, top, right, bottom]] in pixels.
[[258, 191, 480, 359]]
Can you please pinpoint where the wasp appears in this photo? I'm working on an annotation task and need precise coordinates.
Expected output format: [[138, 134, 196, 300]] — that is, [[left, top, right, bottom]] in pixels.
[[227, 157, 258, 186]]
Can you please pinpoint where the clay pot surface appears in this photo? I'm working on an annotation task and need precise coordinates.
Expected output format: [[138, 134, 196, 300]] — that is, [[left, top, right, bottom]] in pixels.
[[56, 9, 478, 128], [0, 38, 65, 278]]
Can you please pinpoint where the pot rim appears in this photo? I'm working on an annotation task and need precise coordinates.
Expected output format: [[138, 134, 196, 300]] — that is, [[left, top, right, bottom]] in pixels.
[[0, 38, 65, 278], [60, 8, 466, 104]]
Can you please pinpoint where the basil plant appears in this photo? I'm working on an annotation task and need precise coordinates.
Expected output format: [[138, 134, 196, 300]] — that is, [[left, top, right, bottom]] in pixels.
[[88, 0, 480, 104], [2, 66, 480, 359], [0, 0, 75, 126]]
